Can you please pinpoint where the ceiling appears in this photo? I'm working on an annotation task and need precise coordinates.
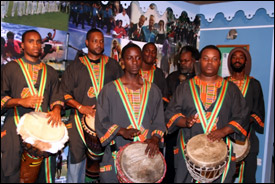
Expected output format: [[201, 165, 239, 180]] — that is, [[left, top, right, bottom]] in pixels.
[[185, 1, 229, 5]]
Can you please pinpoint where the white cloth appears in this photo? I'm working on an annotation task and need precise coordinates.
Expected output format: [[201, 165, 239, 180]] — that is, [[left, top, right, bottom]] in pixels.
[[115, 12, 130, 28]]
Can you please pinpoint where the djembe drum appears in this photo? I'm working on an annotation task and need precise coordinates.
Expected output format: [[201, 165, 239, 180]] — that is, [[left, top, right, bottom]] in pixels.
[[81, 115, 104, 180], [116, 142, 167, 183], [232, 138, 250, 175], [184, 134, 229, 183], [17, 112, 69, 183]]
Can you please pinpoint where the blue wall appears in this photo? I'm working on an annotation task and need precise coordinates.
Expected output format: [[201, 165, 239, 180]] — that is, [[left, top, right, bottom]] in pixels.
[[199, 8, 274, 182]]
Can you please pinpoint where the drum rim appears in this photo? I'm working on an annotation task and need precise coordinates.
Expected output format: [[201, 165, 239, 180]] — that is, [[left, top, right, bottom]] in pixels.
[[81, 115, 96, 136], [232, 138, 251, 162], [115, 141, 167, 183], [185, 134, 228, 168]]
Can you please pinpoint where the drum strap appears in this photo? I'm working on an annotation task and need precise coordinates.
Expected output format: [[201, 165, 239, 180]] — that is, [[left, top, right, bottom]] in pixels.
[[74, 110, 104, 156], [79, 55, 107, 99], [110, 140, 118, 174], [236, 127, 251, 183], [238, 161, 245, 183], [114, 79, 151, 142], [139, 66, 155, 83], [189, 78, 228, 133], [16, 58, 47, 112], [221, 137, 232, 183]]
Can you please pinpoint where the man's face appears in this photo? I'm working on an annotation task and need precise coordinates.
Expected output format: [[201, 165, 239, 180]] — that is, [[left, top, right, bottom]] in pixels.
[[142, 44, 157, 65], [149, 17, 155, 27], [85, 32, 104, 56], [138, 17, 145, 27], [230, 51, 246, 73], [122, 47, 142, 75], [200, 48, 221, 77], [21, 32, 42, 58], [179, 51, 194, 73]]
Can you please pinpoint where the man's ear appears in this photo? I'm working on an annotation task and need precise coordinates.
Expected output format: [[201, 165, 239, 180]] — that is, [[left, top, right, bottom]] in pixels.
[[85, 40, 88, 47]]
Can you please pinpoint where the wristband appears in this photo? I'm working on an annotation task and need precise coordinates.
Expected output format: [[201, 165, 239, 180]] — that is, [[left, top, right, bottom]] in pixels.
[[77, 105, 82, 110]]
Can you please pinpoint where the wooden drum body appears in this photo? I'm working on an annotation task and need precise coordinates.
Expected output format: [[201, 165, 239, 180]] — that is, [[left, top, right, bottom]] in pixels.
[[116, 142, 167, 183], [81, 115, 103, 179], [184, 134, 229, 183], [17, 112, 69, 183]]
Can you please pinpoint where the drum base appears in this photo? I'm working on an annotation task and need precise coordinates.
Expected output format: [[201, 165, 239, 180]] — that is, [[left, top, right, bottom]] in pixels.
[[20, 151, 43, 183], [86, 156, 102, 180]]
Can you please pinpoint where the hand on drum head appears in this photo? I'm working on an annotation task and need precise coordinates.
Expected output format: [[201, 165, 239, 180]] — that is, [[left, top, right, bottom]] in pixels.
[[207, 126, 234, 142], [79, 105, 96, 117], [144, 136, 160, 158], [46, 106, 63, 127], [19, 95, 44, 109], [117, 127, 141, 140]]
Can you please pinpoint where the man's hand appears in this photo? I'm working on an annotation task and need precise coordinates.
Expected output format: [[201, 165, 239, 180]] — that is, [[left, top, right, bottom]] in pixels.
[[19, 95, 44, 109], [144, 136, 160, 158], [117, 127, 141, 140], [46, 105, 62, 127], [207, 126, 234, 142], [78, 105, 96, 117]]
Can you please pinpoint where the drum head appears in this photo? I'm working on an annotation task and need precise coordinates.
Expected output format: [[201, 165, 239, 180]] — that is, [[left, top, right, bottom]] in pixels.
[[85, 115, 95, 131], [118, 142, 166, 183], [232, 138, 250, 162], [186, 134, 228, 168], [18, 112, 65, 142]]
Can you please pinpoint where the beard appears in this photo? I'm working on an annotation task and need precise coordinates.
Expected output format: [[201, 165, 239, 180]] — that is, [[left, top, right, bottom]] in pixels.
[[231, 61, 246, 73], [89, 48, 104, 56]]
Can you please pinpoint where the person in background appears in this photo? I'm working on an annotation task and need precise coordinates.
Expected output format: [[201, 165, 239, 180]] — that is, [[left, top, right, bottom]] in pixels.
[[111, 39, 121, 62], [129, 15, 146, 41], [3, 31, 22, 61], [163, 45, 199, 183], [140, 42, 169, 106], [56, 150, 63, 179], [165, 45, 249, 183], [225, 47, 265, 183], [141, 14, 157, 43]]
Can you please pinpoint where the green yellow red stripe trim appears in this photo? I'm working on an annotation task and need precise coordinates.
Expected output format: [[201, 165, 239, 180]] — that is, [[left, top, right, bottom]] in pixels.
[[251, 114, 264, 127], [167, 113, 185, 129], [229, 121, 247, 136]]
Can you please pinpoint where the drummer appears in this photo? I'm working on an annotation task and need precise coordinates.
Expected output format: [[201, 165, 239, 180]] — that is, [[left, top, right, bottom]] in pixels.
[[60, 28, 123, 183], [95, 43, 166, 183], [225, 47, 265, 183], [165, 45, 250, 183], [1, 30, 64, 183]]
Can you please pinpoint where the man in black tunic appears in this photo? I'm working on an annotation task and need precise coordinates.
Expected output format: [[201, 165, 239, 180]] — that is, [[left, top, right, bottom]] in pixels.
[[165, 45, 250, 183], [60, 28, 123, 183], [1, 30, 64, 183], [164, 45, 199, 183], [226, 47, 265, 183], [95, 43, 166, 183]]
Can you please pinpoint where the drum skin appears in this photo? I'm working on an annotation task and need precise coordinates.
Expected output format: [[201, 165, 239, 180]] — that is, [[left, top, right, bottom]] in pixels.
[[116, 142, 167, 183]]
